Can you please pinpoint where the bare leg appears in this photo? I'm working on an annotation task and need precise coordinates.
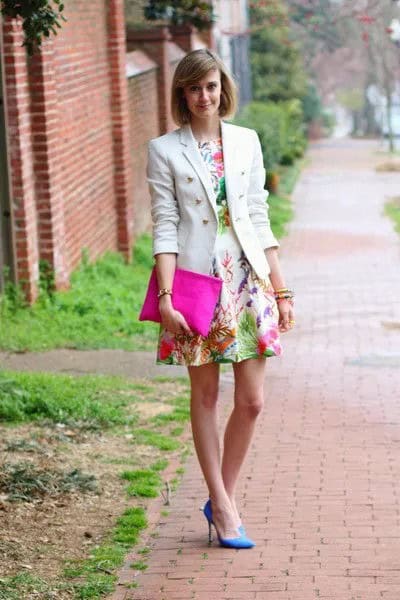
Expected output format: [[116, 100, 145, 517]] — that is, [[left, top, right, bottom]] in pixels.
[[221, 357, 267, 525], [188, 363, 239, 539]]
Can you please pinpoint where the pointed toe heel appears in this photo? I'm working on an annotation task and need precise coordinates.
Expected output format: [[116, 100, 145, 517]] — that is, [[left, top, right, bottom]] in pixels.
[[218, 534, 255, 549], [202, 499, 255, 549]]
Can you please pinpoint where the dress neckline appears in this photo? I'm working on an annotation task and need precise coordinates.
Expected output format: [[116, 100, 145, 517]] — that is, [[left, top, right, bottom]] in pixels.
[[197, 136, 222, 147]]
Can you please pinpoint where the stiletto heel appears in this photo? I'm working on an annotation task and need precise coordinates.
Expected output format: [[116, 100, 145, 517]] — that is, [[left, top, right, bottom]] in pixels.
[[202, 499, 255, 549], [203, 499, 246, 535], [203, 499, 213, 543]]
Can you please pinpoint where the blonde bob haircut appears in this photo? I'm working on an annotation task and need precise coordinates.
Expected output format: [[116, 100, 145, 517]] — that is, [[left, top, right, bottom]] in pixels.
[[171, 49, 238, 126]]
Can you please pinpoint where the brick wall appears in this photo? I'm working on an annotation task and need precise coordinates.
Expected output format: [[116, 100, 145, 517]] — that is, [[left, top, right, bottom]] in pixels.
[[2, 0, 132, 299], [2, 20, 39, 302], [52, 0, 118, 272]]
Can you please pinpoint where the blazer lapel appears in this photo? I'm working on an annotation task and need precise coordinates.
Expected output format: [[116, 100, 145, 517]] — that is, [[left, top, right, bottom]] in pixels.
[[220, 120, 238, 216], [179, 124, 218, 219]]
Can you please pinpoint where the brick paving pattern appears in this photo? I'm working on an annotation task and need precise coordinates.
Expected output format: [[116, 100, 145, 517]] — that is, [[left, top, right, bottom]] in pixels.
[[112, 139, 400, 600]]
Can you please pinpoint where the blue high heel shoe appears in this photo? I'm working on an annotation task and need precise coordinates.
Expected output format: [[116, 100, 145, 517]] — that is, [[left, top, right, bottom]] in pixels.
[[202, 499, 255, 549], [203, 499, 246, 535]]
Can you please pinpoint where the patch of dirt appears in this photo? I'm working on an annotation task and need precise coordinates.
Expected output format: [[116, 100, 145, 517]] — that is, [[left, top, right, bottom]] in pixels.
[[382, 321, 400, 330], [0, 423, 133, 581], [0, 400, 184, 594], [134, 401, 173, 419], [376, 161, 400, 172]]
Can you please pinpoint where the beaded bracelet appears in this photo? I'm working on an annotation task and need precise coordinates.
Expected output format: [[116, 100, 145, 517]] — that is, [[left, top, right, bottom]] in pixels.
[[157, 288, 172, 299], [274, 288, 295, 305], [276, 297, 294, 306], [274, 288, 295, 298]]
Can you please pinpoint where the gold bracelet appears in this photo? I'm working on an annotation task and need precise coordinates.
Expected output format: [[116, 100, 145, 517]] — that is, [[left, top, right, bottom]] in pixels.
[[157, 289, 172, 299]]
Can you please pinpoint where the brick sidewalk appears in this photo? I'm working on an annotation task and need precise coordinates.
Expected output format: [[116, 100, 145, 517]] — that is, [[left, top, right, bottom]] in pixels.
[[112, 139, 400, 600]]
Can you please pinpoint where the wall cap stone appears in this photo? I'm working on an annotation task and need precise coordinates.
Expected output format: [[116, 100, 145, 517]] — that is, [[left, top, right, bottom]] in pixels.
[[126, 49, 157, 78]]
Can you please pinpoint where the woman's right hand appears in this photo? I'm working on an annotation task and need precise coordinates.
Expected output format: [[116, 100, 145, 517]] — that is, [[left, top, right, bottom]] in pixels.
[[158, 295, 192, 335]]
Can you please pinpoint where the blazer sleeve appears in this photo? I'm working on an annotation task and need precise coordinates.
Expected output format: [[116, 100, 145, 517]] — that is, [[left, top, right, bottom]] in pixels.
[[147, 139, 179, 256], [247, 130, 280, 250]]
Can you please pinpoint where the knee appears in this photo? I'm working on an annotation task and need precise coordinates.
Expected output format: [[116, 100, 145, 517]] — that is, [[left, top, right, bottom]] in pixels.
[[192, 385, 219, 410], [236, 394, 264, 420], [200, 387, 219, 410]]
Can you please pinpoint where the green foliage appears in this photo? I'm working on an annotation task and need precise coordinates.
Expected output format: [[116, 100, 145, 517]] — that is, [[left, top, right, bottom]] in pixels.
[[267, 188, 294, 240], [134, 428, 181, 451], [0, 0, 67, 55], [0, 573, 64, 600], [38, 258, 55, 299], [151, 404, 190, 425], [235, 102, 284, 172], [121, 469, 162, 498], [235, 101, 306, 171], [250, 1, 307, 104], [385, 198, 400, 234], [0, 370, 133, 427], [131, 560, 148, 571], [150, 458, 169, 471], [0, 234, 158, 352], [143, 0, 215, 30], [321, 110, 336, 136], [288, 0, 343, 53], [336, 88, 364, 112], [113, 507, 148, 545], [301, 82, 323, 123], [0, 267, 27, 314], [63, 507, 147, 595]]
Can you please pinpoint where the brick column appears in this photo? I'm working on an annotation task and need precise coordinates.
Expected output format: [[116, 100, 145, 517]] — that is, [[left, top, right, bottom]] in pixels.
[[28, 41, 69, 290], [127, 26, 174, 134], [108, 0, 134, 259], [1, 18, 39, 302]]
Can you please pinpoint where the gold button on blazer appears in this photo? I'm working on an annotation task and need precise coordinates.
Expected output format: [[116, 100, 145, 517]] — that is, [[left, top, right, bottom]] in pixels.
[[146, 119, 279, 281]]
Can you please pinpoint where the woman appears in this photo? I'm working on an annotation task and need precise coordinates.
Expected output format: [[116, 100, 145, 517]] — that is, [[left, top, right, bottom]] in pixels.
[[146, 49, 295, 548]]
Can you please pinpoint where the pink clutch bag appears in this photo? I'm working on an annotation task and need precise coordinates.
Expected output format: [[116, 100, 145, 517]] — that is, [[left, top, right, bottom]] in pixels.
[[139, 267, 223, 337]]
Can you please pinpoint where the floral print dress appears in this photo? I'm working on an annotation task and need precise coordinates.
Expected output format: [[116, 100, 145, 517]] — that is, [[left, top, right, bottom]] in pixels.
[[156, 137, 282, 366]]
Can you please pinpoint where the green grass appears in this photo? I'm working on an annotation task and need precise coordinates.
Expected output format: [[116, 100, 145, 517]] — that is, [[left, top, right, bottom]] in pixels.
[[134, 428, 181, 451], [150, 458, 169, 472], [121, 469, 162, 498], [385, 198, 400, 234], [0, 573, 64, 599], [0, 235, 158, 352], [0, 369, 137, 428], [63, 507, 147, 598], [130, 560, 148, 571], [60, 502, 148, 598], [151, 405, 190, 425]]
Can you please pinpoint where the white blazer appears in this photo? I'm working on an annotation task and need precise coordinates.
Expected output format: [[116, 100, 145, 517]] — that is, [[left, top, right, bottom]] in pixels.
[[146, 119, 279, 280]]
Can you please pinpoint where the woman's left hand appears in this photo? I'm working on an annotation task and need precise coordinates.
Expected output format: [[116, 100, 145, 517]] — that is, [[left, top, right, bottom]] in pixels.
[[277, 299, 295, 332]]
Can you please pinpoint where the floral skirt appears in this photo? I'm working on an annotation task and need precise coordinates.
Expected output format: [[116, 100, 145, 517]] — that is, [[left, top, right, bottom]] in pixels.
[[156, 228, 282, 367]]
